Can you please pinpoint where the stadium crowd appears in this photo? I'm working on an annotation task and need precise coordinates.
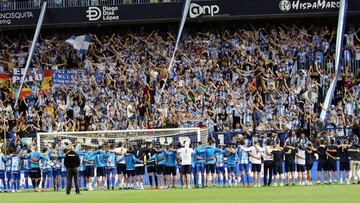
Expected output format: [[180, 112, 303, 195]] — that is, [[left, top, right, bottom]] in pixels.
[[0, 22, 360, 192], [1, 24, 360, 141]]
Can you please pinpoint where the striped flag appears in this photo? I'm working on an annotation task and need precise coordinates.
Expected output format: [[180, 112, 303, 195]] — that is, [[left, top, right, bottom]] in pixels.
[[65, 34, 93, 55]]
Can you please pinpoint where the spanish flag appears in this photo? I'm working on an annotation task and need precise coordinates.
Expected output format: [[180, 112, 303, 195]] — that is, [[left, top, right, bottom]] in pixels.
[[0, 72, 11, 87], [12, 70, 52, 98]]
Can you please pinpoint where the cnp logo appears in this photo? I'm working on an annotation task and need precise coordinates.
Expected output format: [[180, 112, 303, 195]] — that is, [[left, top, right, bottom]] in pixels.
[[279, 0, 291, 12], [86, 7, 101, 21], [189, 3, 219, 18]]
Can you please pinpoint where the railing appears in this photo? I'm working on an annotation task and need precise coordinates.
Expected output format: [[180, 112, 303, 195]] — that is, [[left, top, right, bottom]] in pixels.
[[212, 127, 358, 146], [0, 0, 189, 10], [297, 58, 360, 76], [1, 57, 360, 78]]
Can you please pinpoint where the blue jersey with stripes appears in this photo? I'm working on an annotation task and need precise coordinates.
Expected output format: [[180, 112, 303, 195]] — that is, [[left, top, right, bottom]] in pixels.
[[49, 149, 61, 169], [0, 154, 7, 170], [22, 156, 30, 170], [215, 150, 226, 167], [76, 150, 88, 171], [237, 147, 249, 164], [105, 151, 116, 168], [41, 155, 52, 172], [84, 151, 96, 167], [57, 153, 66, 172], [10, 156, 21, 172]]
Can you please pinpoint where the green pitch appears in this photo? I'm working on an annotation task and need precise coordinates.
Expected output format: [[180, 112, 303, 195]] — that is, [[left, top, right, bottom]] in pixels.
[[1, 185, 358, 203]]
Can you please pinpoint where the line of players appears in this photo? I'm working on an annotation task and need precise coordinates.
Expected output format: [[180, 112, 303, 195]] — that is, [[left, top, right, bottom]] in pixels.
[[1, 134, 360, 192]]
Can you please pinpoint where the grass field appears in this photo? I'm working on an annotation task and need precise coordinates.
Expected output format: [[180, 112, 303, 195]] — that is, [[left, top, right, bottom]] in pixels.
[[1, 185, 358, 203]]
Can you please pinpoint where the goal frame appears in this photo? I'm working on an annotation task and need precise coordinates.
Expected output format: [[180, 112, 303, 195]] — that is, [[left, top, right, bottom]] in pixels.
[[36, 127, 206, 149]]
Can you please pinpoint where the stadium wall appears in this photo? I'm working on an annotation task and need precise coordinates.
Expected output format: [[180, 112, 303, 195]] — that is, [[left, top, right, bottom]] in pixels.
[[1, 0, 360, 29]]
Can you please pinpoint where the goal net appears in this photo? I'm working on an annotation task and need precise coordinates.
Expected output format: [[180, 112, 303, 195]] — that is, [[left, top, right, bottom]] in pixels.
[[36, 128, 209, 150]]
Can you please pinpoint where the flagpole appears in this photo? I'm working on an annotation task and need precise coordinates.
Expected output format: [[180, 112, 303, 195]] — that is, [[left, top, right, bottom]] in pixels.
[[160, 0, 192, 93], [14, 1, 47, 107], [319, 0, 348, 123]]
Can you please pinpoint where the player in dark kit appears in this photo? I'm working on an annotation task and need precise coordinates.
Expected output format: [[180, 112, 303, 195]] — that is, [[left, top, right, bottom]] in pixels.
[[305, 143, 316, 185], [145, 141, 158, 189], [272, 143, 284, 187], [326, 140, 338, 184], [337, 139, 350, 185], [317, 140, 328, 185], [284, 141, 296, 186], [134, 143, 147, 189], [115, 142, 127, 190]]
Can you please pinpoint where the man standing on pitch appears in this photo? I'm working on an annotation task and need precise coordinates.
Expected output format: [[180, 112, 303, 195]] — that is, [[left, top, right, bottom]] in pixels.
[[64, 146, 80, 195], [177, 141, 194, 189]]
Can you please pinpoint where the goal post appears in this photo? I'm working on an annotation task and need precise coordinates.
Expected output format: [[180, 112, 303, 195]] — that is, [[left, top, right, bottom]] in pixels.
[[37, 127, 209, 150]]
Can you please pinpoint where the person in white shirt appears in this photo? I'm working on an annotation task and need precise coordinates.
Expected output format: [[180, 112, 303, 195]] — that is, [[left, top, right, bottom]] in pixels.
[[83, 101, 93, 123], [177, 141, 194, 189], [295, 142, 306, 186], [127, 101, 136, 120], [114, 143, 127, 189], [249, 141, 262, 187], [72, 101, 81, 119], [262, 141, 274, 187]]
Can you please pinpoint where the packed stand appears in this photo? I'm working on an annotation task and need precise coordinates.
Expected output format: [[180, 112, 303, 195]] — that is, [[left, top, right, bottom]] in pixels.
[[1, 23, 360, 148], [0, 23, 360, 192]]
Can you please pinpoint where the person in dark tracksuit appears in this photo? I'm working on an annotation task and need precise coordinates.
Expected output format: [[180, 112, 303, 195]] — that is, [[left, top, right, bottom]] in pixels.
[[64, 147, 80, 195], [284, 141, 296, 186], [305, 143, 316, 185]]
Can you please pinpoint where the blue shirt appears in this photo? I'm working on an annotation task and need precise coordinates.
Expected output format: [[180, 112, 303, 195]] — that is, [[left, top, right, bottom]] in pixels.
[[76, 150, 88, 172], [157, 151, 167, 166], [94, 150, 106, 168], [22, 156, 30, 170], [315, 50, 324, 62], [10, 155, 21, 172], [105, 151, 116, 168], [49, 149, 60, 169], [146, 153, 157, 165], [27, 151, 43, 169], [194, 146, 206, 164], [118, 154, 141, 170], [49, 150, 60, 169], [84, 151, 96, 167], [40, 155, 51, 172], [0, 154, 7, 170], [6, 159, 11, 172], [237, 147, 249, 164], [204, 146, 221, 165], [164, 150, 177, 167], [57, 153, 66, 172], [226, 149, 239, 165], [215, 150, 226, 167]]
